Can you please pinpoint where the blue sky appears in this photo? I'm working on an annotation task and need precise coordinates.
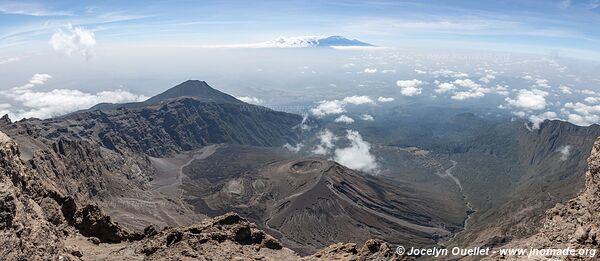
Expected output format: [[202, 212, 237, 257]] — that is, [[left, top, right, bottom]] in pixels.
[[1, 0, 600, 58]]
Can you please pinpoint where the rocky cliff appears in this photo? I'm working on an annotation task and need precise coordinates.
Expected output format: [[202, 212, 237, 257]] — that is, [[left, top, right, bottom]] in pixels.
[[449, 119, 600, 249], [482, 136, 600, 260], [0, 130, 400, 260], [0, 130, 144, 259]]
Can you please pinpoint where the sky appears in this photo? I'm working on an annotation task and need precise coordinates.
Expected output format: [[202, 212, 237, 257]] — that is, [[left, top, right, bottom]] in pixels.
[[1, 0, 600, 57], [1, 0, 600, 131]]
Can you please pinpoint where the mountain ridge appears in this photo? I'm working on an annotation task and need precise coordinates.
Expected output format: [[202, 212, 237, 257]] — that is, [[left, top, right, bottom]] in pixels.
[[268, 35, 374, 48], [86, 80, 245, 113]]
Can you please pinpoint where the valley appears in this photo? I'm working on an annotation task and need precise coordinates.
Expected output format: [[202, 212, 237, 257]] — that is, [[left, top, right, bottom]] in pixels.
[[1, 80, 599, 260]]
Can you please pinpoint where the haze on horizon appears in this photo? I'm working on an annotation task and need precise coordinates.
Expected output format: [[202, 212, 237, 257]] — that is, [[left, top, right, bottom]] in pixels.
[[1, 0, 600, 128]]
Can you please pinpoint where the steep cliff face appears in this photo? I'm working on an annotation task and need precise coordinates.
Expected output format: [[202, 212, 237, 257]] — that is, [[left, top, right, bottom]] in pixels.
[[478, 136, 600, 260], [9, 97, 302, 158], [450, 120, 600, 248], [53, 80, 303, 158], [516, 137, 600, 256], [0, 131, 143, 259], [0, 131, 65, 260]]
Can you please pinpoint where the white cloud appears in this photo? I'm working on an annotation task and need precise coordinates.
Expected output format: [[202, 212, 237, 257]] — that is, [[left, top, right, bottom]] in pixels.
[[313, 129, 337, 155], [343, 95, 374, 105], [556, 145, 571, 161], [0, 103, 10, 118], [495, 85, 509, 96], [311, 96, 376, 117], [453, 79, 481, 89], [581, 89, 597, 95], [414, 69, 427, 74], [334, 115, 355, 124], [49, 25, 96, 59], [236, 96, 263, 104], [449, 79, 490, 100], [479, 74, 495, 84], [562, 102, 600, 126], [512, 111, 527, 118], [298, 113, 313, 131], [566, 113, 599, 126], [311, 100, 345, 117], [534, 79, 550, 88], [3, 74, 147, 120], [505, 89, 548, 110], [528, 111, 559, 130], [559, 85, 573, 94], [512, 110, 560, 130], [451, 90, 485, 100], [0, 3, 72, 16], [29, 73, 52, 85], [584, 97, 600, 104], [431, 69, 468, 78], [253, 36, 325, 48], [360, 114, 374, 121], [283, 143, 303, 153], [364, 68, 378, 74], [180, 36, 380, 49], [435, 82, 455, 93], [396, 79, 424, 96], [10, 89, 147, 120], [381, 69, 396, 74], [377, 96, 394, 102], [0, 56, 19, 65], [333, 130, 378, 173]]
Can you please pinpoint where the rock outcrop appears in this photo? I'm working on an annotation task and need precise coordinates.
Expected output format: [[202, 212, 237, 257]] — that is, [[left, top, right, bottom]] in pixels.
[[0, 130, 148, 259]]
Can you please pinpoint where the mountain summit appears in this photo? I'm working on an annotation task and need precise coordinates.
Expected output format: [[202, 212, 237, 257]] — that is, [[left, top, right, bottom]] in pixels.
[[314, 35, 374, 47], [268, 35, 373, 48], [86, 80, 243, 112], [145, 80, 243, 104]]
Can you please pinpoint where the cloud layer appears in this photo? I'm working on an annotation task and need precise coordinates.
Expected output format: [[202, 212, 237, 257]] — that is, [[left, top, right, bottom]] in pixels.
[[2, 74, 147, 120]]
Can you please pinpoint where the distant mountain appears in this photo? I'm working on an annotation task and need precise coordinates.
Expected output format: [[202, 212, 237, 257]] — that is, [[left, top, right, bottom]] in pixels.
[[268, 35, 374, 48], [315, 35, 374, 47], [145, 80, 243, 104], [87, 80, 243, 112], [7, 80, 303, 157]]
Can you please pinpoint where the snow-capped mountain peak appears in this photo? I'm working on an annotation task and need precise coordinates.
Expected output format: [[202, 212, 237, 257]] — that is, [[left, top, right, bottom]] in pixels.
[[266, 35, 373, 48]]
